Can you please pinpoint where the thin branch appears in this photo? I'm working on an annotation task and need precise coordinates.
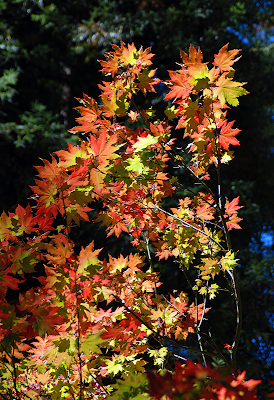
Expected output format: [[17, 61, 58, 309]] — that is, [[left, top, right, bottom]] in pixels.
[[74, 272, 84, 400]]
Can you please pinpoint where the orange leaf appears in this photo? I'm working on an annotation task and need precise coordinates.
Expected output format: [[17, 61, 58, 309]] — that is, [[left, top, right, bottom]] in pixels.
[[224, 196, 243, 216], [213, 43, 242, 73]]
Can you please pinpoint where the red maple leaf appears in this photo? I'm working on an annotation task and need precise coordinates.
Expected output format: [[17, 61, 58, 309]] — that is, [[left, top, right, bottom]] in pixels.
[[0, 269, 20, 291], [45, 234, 74, 266], [89, 130, 119, 166], [218, 120, 240, 150], [31, 179, 57, 208], [224, 197, 243, 230], [101, 325, 126, 341], [12, 204, 37, 235], [165, 70, 191, 101], [34, 157, 60, 180]]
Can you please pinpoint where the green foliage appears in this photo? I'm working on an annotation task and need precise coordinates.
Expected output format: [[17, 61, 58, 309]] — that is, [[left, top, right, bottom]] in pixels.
[[0, 68, 19, 104], [0, 101, 76, 148], [108, 371, 150, 400]]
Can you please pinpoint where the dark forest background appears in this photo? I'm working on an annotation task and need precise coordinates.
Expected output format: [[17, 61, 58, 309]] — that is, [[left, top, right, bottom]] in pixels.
[[1, 0, 274, 395]]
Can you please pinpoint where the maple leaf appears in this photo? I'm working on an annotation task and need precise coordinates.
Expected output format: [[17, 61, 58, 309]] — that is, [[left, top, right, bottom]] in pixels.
[[221, 251, 239, 270], [164, 105, 177, 121], [89, 130, 120, 166], [100, 53, 121, 77], [126, 154, 146, 174], [101, 325, 126, 341], [102, 356, 125, 376], [12, 341, 31, 359], [80, 334, 104, 357], [188, 64, 210, 88], [137, 46, 155, 67], [98, 80, 116, 100], [243, 379, 262, 391], [55, 142, 90, 169], [31, 179, 57, 208], [77, 241, 102, 276], [45, 234, 74, 266], [89, 168, 106, 194], [196, 203, 215, 221], [101, 93, 120, 118], [109, 371, 149, 400], [180, 44, 204, 66], [74, 97, 101, 123], [220, 151, 234, 164], [107, 219, 129, 238], [0, 269, 20, 291], [33, 306, 66, 336], [11, 246, 37, 274], [0, 211, 15, 241], [224, 196, 243, 216], [121, 42, 139, 66], [226, 213, 243, 230], [12, 204, 37, 236], [199, 258, 220, 279], [213, 74, 248, 106], [154, 240, 172, 260], [107, 254, 128, 274], [127, 110, 139, 121], [165, 69, 191, 100], [100, 41, 154, 81], [217, 120, 240, 150], [66, 203, 92, 225], [95, 307, 114, 322], [35, 157, 60, 180], [137, 68, 160, 95], [176, 99, 200, 131], [71, 106, 101, 134], [213, 43, 242, 73], [133, 134, 159, 152]]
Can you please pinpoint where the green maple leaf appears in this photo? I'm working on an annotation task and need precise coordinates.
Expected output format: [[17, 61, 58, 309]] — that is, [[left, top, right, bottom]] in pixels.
[[144, 106, 156, 119], [126, 154, 145, 174], [80, 334, 104, 357], [208, 283, 220, 299], [164, 105, 177, 121], [53, 338, 70, 353], [221, 250, 239, 270], [133, 134, 159, 152], [148, 347, 168, 366], [69, 188, 92, 206], [105, 357, 125, 376], [108, 370, 149, 400], [49, 379, 71, 400], [115, 95, 130, 117], [213, 74, 248, 106]]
